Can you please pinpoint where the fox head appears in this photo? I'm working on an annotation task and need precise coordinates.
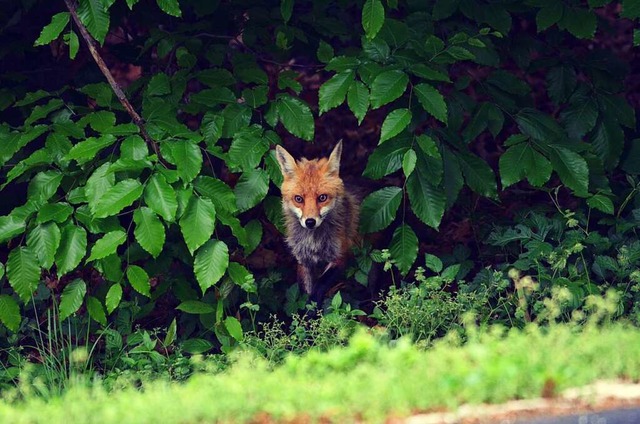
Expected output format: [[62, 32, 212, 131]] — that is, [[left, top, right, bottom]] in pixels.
[[275, 141, 344, 230]]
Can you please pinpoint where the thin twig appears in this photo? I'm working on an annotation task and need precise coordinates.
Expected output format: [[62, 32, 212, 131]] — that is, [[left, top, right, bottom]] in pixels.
[[63, 0, 162, 159]]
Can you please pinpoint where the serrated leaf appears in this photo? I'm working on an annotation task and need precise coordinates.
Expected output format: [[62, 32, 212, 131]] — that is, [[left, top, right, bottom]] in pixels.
[[221, 103, 252, 138], [34, 12, 70, 46], [201, 112, 224, 146], [24, 98, 64, 126], [182, 338, 213, 354], [55, 225, 87, 277], [27, 170, 62, 203], [66, 134, 117, 165], [560, 99, 598, 139], [458, 153, 497, 198], [147, 73, 171, 96], [516, 109, 564, 142], [180, 196, 216, 254], [59, 279, 86, 321], [194, 176, 237, 214], [194, 240, 229, 294], [363, 135, 411, 179], [0, 295, 20, 332], [26, 223, 61, 269], [87, 230, 126, 262], [133, 207, 165, 258], [176, 300, 216, 314], [77, 0, 110, 44], [547, 66, 577, 105], [0, 216, 26, 244], [228, 126, 269, 171], [425, 253, 443, 273], [408, 64, 451, 82], [380, 108, 411, 144], [549, 145, 589, 196], [224, 316, 243, 342], [277, 96, 314, 141], [243, 220, 262, 256], [359, 187, 402, 233], [35, 203, 73, 225], [590, 116, 624, 170], [144, 174, 178, 222], [402, 149, 417, 178], [362, 0, 385, 40], [94, 179, 143, 218], [389, 224, 418, 276], [156, 0, 182, 17], [105, 283, 122, 314], [317, 40, 334, 63], [235, 169, 269, 212], [164, 318, 177, 346], [536, 3, 563, 32], [319, 71, 354, 114], [370, 70, 408, 109], [281, 0, 293, 23], [587, 194, 614, 214], [414, 83, 448, 124], [347, 80, 369, 125], [86, 296, 107, 326], [406, 159, 446, 229], [562, 8, 597, 39], [7, 247, 40, 302], [127, 265, 150, 297], [171, 140, 202, 183]]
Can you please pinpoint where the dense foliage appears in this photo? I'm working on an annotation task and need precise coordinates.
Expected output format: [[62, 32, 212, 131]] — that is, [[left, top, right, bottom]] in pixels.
[[0, 0, 638, 382]]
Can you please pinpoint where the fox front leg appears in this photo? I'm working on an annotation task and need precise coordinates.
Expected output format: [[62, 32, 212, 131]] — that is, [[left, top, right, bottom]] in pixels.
[[297, 264, 314, 295]]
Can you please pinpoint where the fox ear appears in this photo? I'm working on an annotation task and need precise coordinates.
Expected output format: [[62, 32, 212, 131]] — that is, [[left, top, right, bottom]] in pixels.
[[327, 140, 342, 176], [275, 145, 297, 177]]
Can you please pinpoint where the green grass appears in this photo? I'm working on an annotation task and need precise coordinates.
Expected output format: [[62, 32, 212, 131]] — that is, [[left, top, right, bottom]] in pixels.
[[2, 323, 640, 423]]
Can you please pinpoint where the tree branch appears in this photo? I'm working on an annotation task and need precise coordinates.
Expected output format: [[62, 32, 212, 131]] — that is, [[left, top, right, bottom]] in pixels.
[[64, 0, 162, 159]]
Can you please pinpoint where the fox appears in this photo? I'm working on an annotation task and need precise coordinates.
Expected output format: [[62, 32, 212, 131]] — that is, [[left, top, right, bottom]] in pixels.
[[275, 141, 360, 304]]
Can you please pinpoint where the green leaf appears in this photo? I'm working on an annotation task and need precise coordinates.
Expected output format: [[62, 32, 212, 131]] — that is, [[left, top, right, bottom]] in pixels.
[[414, 83, 448, 124], [363, 135, 411, 179], [562, 8, 597, 39], [66, 134, 117, 165], [105, 283, 122, 314], [77, 0, 110, 44], [201, 112, 224, 146], [0, 216, 26, 244], [28, 170, 62, 202], [317, 40, 334, 63], [94, 179, 143, 218], [156, 0, 182, 17], [182, 338, 213, 354], [164, 318, 177, 346], [590, 116, 624, 170], [243, 220, 262, 256], [35, 203, 73, 225], [191, 88, 236, 106], [55, 225, 87, 277], [221, 104, 252, 138], [380, 108, 411, 144], [536, 2, 563, 32], [408, 64, 451, 83], [34, 12, 70, 46], [242, 86, 269, 108], [499, 143, 552, 188], [347, 80, 369, 125], [546, 66, 577, 105], [369, 70, 408, 109], [281, 0, 293, 23], [235, 169, 269, 212], [560, 99, 598, 139], [446, 46, 475, 60], [144, 174, 178, 222], [587, 194, 614, 215], [549, 145, 589, 196], [362, 0, 385, 40], [389, 224, 418, 276], [24, 98, 64, 126], [227, 262, 257, 292], [516, 109, 564, 142], [0, 295, 21, 332], [277, 96, 314, 141], [176, 300, 216, 314], [622, 0, 640, 18], [196, 69, 235, 87], [228, 126, 269, 171], [406, 158, 446, 229], [83, 111, 116, 132], [147, 73, 171, 96], [87, 230, 126, 262], [194, 176, 237, 214], [425, 253, 443, 273], [359, 187, 402, 233], [7, 247, 40, 302], [458, 153, 498, 198], [26, 223, 61, 269], [194, 240, 229, 294], [127, 265, 151, 297], [59, 279, 86, 321], [224, 316, 243, 342], [180, 196, 216, 255], [133, 207, 165, 258], [171, 141, 203, 183], [319, 71, 354, 114], [402, 149, 417, 178], [599, 94, 636, 129], [86, 296, 107, 326]]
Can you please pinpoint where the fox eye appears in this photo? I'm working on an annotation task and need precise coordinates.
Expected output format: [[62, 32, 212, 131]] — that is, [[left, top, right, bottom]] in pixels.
[[318, 194, 328, 202], [294, 195, 304, 203]]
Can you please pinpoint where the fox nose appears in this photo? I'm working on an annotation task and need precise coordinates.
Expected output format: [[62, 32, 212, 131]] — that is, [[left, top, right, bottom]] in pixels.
[[305, 218, 316, 229]]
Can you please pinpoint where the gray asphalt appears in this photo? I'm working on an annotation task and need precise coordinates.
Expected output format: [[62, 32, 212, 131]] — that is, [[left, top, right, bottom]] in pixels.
[[517, 407, 640, 424]]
